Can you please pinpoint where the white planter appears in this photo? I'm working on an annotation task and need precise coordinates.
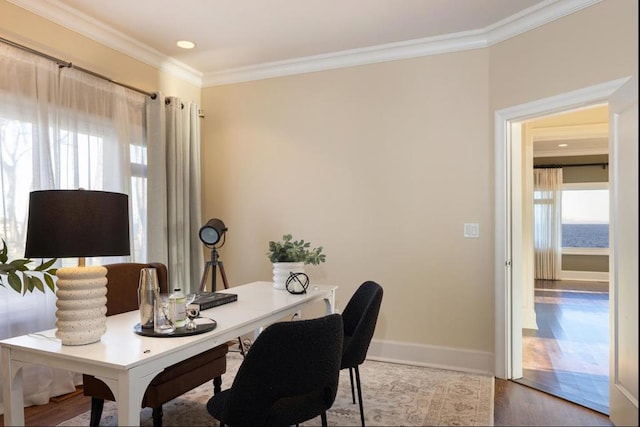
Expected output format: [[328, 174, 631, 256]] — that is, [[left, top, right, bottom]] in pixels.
[[272, 262, 305, 290]]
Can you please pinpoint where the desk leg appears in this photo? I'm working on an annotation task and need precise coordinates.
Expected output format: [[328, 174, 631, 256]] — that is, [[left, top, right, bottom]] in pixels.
[[115, 375, 142, 427], [1, 347, 25, 427], [109, 370, 156, 427], [324, 288, 336, 314]]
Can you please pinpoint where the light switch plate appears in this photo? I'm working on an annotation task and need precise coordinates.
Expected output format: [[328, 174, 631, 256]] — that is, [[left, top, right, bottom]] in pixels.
[[464, 223, 479, 238]]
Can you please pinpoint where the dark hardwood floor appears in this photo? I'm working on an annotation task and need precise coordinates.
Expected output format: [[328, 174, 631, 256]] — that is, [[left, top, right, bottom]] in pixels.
[[495, 378, 613, 426], [519, 279, 609, 414]]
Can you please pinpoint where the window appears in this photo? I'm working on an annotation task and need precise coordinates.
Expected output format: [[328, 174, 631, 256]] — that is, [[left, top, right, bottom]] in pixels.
[[1, 117, 148, 262], [561, 183, 609, 252]]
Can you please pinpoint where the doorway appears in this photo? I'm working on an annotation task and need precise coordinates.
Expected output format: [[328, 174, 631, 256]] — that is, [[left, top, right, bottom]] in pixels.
[[513, 107, 611, 413], [494, 77, 638, 425]]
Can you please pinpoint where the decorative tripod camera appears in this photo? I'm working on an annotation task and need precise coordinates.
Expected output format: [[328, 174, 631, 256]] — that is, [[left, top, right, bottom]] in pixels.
[[198, 218, 246, 356]]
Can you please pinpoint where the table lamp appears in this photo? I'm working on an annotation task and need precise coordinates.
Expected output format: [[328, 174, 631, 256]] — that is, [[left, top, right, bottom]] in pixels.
[[24, 189, 130, 345]]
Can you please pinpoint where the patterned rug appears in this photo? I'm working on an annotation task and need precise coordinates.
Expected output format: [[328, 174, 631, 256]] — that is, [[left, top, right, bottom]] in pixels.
[[59, 352, 494, 426]]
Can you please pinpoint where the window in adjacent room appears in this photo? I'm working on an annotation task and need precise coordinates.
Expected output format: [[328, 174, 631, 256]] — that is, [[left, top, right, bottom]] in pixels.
[[561, 183, 609, 251]]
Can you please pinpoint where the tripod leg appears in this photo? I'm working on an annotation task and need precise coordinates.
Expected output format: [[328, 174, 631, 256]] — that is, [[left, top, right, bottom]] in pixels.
[[218, 261, 247, 357], [199, 262, 212, 293], [218, 261, 230, 290]]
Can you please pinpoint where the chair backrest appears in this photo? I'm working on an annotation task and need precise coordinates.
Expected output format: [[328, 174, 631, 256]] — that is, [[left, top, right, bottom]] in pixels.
[[221, 314, 344, 427], [341, 281, 383, 368], [103, 262, 169, 316]]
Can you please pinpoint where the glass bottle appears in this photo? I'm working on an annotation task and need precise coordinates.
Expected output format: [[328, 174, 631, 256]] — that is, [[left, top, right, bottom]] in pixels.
[[169, 288, 186, 328]]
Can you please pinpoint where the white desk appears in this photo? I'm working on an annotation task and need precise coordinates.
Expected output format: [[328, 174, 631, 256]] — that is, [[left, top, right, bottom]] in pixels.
[[1, 281, 336, 426]]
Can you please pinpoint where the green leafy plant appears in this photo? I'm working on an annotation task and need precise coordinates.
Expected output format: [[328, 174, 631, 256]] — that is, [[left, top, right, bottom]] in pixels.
[[0, 239, 57, 294], [267, 234, 326, 265]]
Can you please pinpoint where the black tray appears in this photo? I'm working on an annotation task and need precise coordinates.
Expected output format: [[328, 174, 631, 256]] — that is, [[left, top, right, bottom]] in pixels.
[[133, 318, 217, 337]]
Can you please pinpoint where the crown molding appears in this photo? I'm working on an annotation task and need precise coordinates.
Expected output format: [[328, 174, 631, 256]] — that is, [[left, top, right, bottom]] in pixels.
[[485, 0, 602, 45], [8, 0, 601, 88], [6, 0, 203, 87], [202, 0, 601, 86], [202, 30, 487, 87]]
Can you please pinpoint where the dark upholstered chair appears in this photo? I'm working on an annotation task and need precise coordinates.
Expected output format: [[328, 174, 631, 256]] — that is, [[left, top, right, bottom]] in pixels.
[[341, 281, 383, 427], [207, 314, 344, 427], [82, 262, 229, 427]]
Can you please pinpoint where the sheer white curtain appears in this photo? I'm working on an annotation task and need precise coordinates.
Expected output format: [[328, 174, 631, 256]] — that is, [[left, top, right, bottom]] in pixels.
[[534, 168, 563, 280], [0, 43, 77, 413], [0, 42, 147, 412], [57, 67, 148, 263], [149, 96, 204, 292]]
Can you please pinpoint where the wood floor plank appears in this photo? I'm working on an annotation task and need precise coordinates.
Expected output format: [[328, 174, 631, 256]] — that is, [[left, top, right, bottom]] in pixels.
[[494, 379, 613, 426], [521, 280, 609, 414]]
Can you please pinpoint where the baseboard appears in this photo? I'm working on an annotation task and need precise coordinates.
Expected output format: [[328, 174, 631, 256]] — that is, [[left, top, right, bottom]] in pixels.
[[522, 306, 538, 330], [367, 338, 494, 376], [561, 270, 609, 282]]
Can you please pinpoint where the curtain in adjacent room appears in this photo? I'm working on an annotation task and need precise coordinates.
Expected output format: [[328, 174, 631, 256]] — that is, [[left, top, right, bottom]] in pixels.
[[533, 168, 563, 280], [0, 42, 147, 413], [147, 96, 204, 293]]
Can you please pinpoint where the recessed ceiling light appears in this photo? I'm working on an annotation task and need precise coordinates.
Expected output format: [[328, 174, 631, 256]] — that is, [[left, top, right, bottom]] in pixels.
[[558, 143, 568, 147], [177, 40, 196, 49]]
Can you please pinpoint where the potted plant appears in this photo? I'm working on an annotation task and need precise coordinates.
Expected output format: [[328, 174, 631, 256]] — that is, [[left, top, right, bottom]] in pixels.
[[267, 234, 326, 290], [0, 239, 57, 294]]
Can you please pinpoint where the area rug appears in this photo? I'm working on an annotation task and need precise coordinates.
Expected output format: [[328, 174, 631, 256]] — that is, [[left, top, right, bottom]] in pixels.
[[58, 352, 494, 426]]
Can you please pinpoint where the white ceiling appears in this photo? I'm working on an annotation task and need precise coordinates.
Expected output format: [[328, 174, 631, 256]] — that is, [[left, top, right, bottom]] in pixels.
[[52, 0, 542, 71], [9, 0, 600, 86], [534, 138, 609, 157]]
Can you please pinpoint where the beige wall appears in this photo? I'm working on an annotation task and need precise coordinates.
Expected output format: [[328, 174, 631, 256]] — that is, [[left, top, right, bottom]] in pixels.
[[0, 0, 200, 103], [489, 0, 637, 111], [201, 49, 494, 351]]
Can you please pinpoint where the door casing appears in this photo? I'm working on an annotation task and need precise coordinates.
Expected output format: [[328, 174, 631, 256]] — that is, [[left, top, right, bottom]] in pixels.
[[494, 77, 632, 380]]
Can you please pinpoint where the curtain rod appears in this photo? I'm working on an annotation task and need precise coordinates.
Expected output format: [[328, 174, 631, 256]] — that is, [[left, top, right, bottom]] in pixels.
[[1, 36, 156, 99], [534, 162, 608, 169]]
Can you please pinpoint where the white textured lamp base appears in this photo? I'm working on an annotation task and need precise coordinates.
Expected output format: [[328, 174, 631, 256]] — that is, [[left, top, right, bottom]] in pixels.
[[272, 262, 305, 290], [55, 265, 108, 346]]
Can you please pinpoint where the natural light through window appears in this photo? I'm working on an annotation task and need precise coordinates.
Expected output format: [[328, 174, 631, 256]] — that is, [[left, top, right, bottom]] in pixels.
[[562, 186, 609, 249]]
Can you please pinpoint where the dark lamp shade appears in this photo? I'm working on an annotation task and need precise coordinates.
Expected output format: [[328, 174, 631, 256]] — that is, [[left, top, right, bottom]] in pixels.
[[24, 190, 131, 258], [199, 218, 227, 246]]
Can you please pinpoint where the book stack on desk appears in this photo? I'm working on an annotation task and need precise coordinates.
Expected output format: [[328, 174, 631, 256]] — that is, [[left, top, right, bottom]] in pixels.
[[192, 292, 238, 310]]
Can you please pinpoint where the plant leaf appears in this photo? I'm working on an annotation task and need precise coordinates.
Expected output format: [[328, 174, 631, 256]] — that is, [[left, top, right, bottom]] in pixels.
[[8, 271, 22, 293], [44, 274, 56, 293], [30, 275, 45, 293], [10, 259, 31, 271], [35, 258, 57, 271], [0, 239, 7, 264]]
